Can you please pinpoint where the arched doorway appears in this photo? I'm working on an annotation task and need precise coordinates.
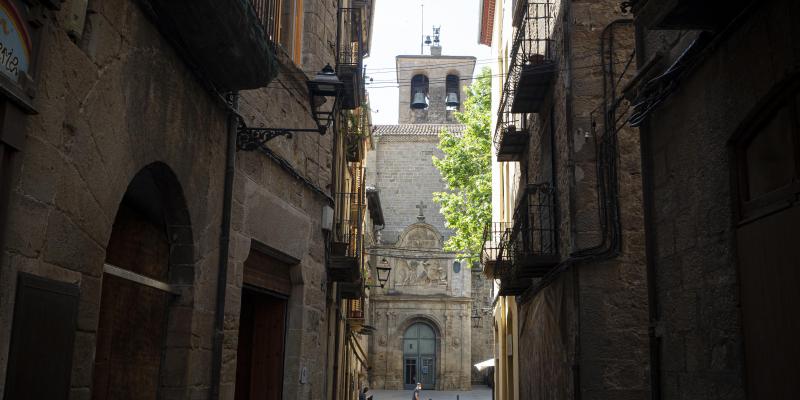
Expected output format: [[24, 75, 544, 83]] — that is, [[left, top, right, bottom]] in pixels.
[[92, 163, 194, 400], [403, 322, 436, 389]]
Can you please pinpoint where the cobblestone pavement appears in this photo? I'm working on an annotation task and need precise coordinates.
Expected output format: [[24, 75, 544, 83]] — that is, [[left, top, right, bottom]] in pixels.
[[367, 385, 492, 400]]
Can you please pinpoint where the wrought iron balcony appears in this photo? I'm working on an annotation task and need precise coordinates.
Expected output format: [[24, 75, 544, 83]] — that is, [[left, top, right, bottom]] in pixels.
[[143, 0, 279, 90], [346, 298, 365, 329], [497, 183, 559, 296], [510, 183, 559, 277], [481, 222, 514, 279], [337, 8, 366, 110], [329, 191, 365, 285], [494, 0, 555, 161]]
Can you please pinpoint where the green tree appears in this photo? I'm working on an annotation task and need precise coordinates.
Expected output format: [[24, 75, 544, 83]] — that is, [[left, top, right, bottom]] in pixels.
[[432, 68, 492, 262]]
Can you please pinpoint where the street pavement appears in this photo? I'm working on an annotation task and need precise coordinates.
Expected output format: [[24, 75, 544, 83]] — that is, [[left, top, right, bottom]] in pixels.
[[367, 385, 492, 400]]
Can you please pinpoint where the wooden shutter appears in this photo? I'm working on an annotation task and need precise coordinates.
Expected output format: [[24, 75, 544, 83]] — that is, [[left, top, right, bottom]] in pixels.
[[4, 273, 79, 400]]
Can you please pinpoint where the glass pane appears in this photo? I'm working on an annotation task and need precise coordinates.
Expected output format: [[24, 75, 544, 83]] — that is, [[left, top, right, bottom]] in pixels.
[[419, 338, 435, 354], [746, 107, 795, 199], [418, 324, 434, 338], [404, 358, 417, 384]]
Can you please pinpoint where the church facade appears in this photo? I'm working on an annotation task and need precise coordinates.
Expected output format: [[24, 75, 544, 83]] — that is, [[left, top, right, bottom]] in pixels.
[[365, 48, 492, 391]]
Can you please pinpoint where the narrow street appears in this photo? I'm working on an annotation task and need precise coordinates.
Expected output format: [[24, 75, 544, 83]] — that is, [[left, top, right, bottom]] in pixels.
[[370, 386, 492, 400], [0, 0, 797, 399]]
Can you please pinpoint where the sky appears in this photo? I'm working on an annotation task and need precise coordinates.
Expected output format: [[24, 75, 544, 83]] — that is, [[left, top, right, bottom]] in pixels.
[[365, 0, 493, 125]]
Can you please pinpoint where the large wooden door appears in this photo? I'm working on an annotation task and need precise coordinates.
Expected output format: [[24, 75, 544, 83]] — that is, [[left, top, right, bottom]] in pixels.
[[734, 88, 800, 399], [235, 288, 288, 400]]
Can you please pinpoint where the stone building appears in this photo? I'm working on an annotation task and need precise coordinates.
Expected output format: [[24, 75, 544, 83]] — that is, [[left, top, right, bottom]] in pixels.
[[626, 0, 800, 398], [365, 49, 493, 391], [481, 0, 649, 399], [0, 0, 376, 399]]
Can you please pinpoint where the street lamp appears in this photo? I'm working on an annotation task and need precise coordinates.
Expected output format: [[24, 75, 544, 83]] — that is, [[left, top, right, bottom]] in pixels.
[[367, 258, 392, 289], [237, 64, 343, 150]]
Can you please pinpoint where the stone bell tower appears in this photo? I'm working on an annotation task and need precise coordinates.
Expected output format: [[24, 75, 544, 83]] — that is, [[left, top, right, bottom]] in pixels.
[[396, 47, 476, 124]]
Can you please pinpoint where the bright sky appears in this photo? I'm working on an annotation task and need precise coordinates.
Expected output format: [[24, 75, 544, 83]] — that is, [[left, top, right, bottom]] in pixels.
[[366, 0, 492, 125]]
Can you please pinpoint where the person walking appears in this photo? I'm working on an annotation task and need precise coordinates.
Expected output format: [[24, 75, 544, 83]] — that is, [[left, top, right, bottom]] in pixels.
[[411, 383, 422, 400]]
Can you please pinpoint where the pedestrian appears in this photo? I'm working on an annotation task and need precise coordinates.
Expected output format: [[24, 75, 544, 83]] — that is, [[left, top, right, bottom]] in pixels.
[[359, 386, 369, 400], [411, 383, 422, 400]]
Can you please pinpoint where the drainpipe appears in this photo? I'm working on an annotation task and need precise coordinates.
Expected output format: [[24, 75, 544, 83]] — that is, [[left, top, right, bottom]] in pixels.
[[210, 92, 238, 399], [634, 22, 662, 400]]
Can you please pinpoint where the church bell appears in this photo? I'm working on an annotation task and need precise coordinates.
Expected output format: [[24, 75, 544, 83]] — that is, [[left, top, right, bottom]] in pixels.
[[445, 92, 459, 108], [411, 91, 428, 109]]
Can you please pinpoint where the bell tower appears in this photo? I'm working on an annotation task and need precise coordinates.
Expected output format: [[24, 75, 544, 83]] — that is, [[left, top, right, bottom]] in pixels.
[[396, 49, 476, 124]]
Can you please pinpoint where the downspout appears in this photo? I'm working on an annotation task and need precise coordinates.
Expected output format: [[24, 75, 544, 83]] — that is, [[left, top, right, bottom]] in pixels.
[[634, 22, 661, 400], [559, 1, 582, 399], [210, 92, 238, 399]]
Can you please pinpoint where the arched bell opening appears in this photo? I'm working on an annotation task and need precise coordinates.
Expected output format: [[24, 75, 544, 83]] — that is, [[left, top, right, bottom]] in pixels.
[[445, 74, 460, 110], [92, 162, 195, 400], [411, 74, 430, 110]]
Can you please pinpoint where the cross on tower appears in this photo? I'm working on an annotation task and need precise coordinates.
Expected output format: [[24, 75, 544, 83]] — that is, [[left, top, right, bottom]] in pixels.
[[416, 201, 427, 222]]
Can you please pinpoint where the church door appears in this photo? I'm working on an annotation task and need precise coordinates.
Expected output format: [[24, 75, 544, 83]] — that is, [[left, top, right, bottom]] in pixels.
[[403, 322, 436, 389]]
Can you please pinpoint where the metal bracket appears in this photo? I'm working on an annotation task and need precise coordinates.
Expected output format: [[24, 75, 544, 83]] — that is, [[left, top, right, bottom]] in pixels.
[[236, 121, 323, 151]]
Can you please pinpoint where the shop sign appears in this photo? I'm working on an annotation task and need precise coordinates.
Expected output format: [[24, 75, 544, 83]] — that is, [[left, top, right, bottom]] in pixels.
[[0, 0, 31, 83]]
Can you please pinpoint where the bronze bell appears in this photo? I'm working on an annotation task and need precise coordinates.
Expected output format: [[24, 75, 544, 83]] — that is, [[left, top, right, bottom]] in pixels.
[[445, 92, 459, 108], [411, 92, 428, 109]]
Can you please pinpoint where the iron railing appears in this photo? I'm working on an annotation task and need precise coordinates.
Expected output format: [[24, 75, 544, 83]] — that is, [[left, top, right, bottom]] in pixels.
[[509, 183, 557, 267], [248, 0, 282, 46], [337, 8, 364, 67], [494, 0, 555, 152], [347, 298, 364, 320], [481, 222, 514, 278], [333, 191, 365, 258]]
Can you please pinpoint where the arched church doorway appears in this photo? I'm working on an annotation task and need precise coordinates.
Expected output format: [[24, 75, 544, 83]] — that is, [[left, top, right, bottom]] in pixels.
[[403, 322, 436, 389]]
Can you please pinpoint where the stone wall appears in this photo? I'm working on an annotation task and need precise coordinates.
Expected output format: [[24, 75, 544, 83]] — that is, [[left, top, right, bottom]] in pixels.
[[470, 266, 494, 384], [512, 1, 649, 399], [396, 56, 476, 125], [0, 0, 342, 399], [373, 134, 452, 244], [637, 2, 800, 398], [0, 1, 228, 397]]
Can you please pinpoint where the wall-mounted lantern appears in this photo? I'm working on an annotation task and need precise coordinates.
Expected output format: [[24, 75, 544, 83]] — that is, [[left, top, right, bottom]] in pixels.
[[367, 258, 392, 288], [238, 64, 343, 150]]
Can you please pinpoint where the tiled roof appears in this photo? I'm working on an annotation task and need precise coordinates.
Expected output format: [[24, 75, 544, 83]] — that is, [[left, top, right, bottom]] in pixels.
[[373, 124, 466, 136]]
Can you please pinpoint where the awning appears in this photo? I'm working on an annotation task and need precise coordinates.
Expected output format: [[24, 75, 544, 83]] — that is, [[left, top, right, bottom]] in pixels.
[[474, 358, 494, 371]]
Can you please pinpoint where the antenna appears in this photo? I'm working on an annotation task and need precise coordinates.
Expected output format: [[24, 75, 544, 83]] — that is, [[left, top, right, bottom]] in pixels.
[[420, 2, 424, 55]]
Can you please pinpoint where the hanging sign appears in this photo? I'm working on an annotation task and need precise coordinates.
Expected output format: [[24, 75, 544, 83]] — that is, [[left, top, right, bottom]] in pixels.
[[0, 0, 31, 83]]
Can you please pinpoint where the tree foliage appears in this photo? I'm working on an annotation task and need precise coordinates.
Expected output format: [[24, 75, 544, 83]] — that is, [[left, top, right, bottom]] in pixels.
[[432, 68, 492, 261]]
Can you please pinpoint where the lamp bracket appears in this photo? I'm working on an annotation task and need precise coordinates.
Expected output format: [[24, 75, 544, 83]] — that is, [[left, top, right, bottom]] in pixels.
[[237, 122, 323, 151]]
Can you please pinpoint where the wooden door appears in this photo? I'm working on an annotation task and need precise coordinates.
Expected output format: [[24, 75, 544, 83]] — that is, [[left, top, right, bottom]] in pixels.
[[235, 288, 287, 400], [734, 88, 800, 399]]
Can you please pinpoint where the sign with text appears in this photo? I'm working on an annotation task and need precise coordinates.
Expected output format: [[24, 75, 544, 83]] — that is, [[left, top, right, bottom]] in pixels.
[[0, 0, 30, 83]]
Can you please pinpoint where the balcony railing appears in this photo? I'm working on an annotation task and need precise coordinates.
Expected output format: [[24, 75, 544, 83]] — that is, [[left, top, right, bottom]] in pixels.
[[481, 222, 514, 279], [494, 0, 555, 161], [337, 7, 365, 110], [332, 191, 365, 257], [144, 0, 278, 90], [498, 183, 559, 296], [510, 183, 558, 276]]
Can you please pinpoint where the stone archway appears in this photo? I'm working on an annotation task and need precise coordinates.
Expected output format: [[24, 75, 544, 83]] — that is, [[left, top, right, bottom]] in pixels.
[[92, 162, 195, 400], [397, 315, 443, 390]]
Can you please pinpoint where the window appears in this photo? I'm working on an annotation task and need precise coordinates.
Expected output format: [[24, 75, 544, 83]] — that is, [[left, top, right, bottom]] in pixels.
[[250, 0, 304, 64], [735, 90, 800, 219]]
